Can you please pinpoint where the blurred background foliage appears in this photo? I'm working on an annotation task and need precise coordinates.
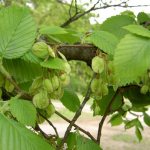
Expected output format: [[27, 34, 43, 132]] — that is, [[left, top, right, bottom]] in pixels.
[[1, 0, 95, 32]]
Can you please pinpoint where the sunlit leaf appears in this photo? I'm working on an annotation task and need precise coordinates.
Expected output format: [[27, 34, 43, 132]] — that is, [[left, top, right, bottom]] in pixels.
[[60, 89, 80, 112], [135, 127, 142, 142], [114, 34, 150, 85], [3, 59, 42, 83], [123, 25, 150, 38], [10, 98, 36, 127], [0, 6, 37, 59], [0, 114, 54, 150], [87, 31, 119, 55], [100, 15, 135, 39]]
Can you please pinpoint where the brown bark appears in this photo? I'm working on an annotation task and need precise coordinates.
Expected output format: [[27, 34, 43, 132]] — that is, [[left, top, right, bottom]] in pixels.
[[57, 44, 98, 65]]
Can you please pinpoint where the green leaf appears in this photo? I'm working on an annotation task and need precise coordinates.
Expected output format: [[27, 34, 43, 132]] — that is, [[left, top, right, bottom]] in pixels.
[[100, 15, 135, 39], [40, 26, 80, 44], [125, 118, 143, 130], [144, 113, 150, 126], [97, 88, 122, 116], [76, 134, 102, 150], [92, 100, 101, 116], [136, 119, 144, 130], [87, 31, 119, 55], [123, 86, 150, 111], [0, 114, 54, 150], [40, 58, 69, 72], [22, 51, 42, 64], [67, 132, 77, 150], [123, 25, 150, 38], [121, 10, 135, 19], [114, 34, 150, 85], [49, 33, 80, 44], [0, 6, 37, 59], [3, 59, 42, 83], [135, 127, 142, 142], [67, 133, 102, 150], [10, 98, 36, 127], [125, 119, 138, 129], [39, 26, 67, 35], [19, 81, 32, 92], [109, 113, 123, 126], [137, 12, 150, 24], [60, 89, 80, 112]]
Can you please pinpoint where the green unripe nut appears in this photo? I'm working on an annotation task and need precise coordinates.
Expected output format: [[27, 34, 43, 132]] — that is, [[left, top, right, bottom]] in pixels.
[[140, 85, 149, 94], [60, 74, 70, 87], [64, 62, 71, 74], [29, 76, 43, 94], [91, 79, 99, 93], [33, 90, 49, 109], [92, 101, 101, 116], [45, 103, 55, 118], [50, 87, 64, 100], [37, 115, 45, 124], [43, 79, 53, 93], [51, 75, 60, 90], [101, 84, 108, 96], [92, 56, 104, 74], [94, 105, 101, 116], [60, 73, 67, 81], [32, 42, 49, 59]]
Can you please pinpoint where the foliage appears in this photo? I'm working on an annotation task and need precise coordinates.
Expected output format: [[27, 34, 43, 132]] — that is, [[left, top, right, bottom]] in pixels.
[[0, 2, 150, 150]]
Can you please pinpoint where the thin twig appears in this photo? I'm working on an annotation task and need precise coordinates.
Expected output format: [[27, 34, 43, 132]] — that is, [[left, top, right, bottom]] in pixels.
[[60, 0, 100, 27], [129, 111, 143, 118], [39, 112, 59, 138], [69, 0, 74, 18], [57, 73, 96, 149], [35, 124, 50, 139], [75, 0, 78, 14], [97, 88, 121, 144], [61, 0, 150, 27], [55, 110, 96, 142]]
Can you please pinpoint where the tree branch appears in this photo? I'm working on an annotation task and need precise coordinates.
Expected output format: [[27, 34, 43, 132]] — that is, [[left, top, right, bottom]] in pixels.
[[34, 124, 50, 139], [75, 0, 78, 14], [57, 44, 97, 65], [60, 0, 100, 27], [69, 0, 74, 18], [57, 73, 96, 149], [60, 0, 150, 27], [97, 88, 121, 144], [55, 110, 96, 142], [39, 112, 59, 138]]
